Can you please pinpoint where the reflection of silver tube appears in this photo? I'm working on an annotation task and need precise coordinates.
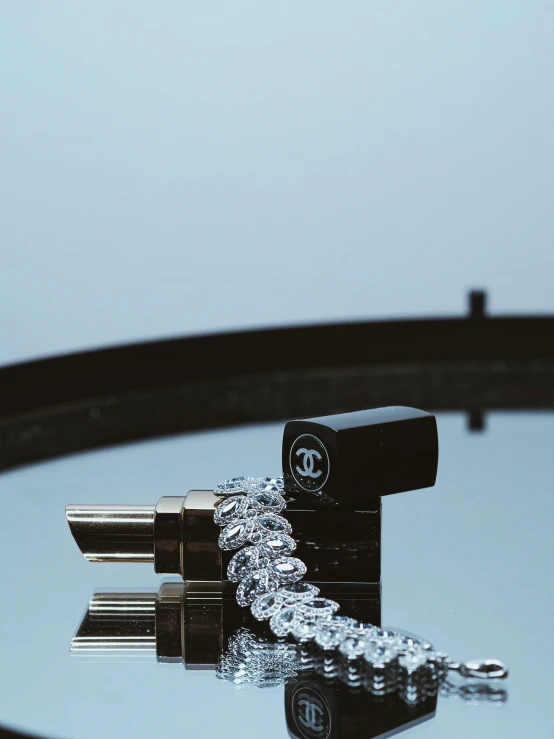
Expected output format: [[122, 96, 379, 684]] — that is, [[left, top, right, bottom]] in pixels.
[[72, 636, 157, 652], [72, 592, 158, 652], [71, 582, 381, 667], [70, 587, 160, 654], [71, 582, 224, 666], [88, 592, 157, 616]]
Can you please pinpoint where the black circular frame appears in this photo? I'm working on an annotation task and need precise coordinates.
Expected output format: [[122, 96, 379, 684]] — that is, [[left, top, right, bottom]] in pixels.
[[1, 292, 553, 473], [0, 293, 554, 737]]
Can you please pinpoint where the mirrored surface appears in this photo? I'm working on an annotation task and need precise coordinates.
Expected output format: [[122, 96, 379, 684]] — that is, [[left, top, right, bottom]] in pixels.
[[0, 413, 553, 737]]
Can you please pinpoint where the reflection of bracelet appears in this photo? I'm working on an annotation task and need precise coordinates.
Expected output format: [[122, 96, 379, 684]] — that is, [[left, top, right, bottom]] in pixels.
[[217, 626, 508, 707], [214, 475, 508, 702]]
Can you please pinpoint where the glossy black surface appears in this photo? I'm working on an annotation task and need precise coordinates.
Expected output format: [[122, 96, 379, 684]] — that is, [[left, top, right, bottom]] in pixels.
[[285, 675, 437, 739], [283, 501, 381, 585], [3, 412, 552, 738], [1, 316, 554, 738]]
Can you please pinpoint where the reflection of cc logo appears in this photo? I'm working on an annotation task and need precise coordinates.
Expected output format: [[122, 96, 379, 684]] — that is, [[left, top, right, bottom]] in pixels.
[[295, 448, 323, 478], [297, 699, 325, 733], [291, 685, 331, 739]]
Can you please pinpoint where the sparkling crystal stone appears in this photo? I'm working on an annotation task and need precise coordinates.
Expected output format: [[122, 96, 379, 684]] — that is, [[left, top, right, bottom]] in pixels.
[[358, 621, 379, 630], [300, 598, 340, 617], [215, 477, 251, 496], [291, 619, 319, 642], [279, 582, 320, 603], [261, 484, 282, 495], [216, 476, 284, 499], [305, 599, 329, 609], [243, 477, 283, 495], [246, 476, 270, 487], [398, 647, 428, 672], [219, 476, 247, 487], [249, 492, 285, 514], [254, 493, 276, 506], [269, 606, 297, 637], [330, 616, 358, 628], [250, 591, 282, 621], [314, 623, 348, 651], [240, 576, 261, 602], [275, 561, 295, 574], [381, 629, 432, 651], [284, 582, 310, 593], [258, 477, 284, 489], [219, 521, 252, 550], [258, 515, 291, 534], [262, 519, 281, 531], [364, 642, 397, 667], [227, 546, 259, 582], [216, 476, 282, 497], [259, 535, 296, 558], [351, 624, 382, 640], [338, 635, 368, 660], [268, 557, 306, 584], [220, 497, 241, 515], [236, 569, 277, 607], [216, 627, 299, 687], [426, 650, 449, 671], [214, 496, 249, 525]]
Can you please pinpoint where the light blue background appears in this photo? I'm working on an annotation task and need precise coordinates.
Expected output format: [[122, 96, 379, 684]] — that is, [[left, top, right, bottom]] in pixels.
[[1, 2, 554, 737], [1, 1, 553, 365]]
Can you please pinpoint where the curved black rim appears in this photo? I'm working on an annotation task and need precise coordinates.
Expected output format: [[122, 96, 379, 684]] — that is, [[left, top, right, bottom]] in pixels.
[[1, 300, 554, 472]]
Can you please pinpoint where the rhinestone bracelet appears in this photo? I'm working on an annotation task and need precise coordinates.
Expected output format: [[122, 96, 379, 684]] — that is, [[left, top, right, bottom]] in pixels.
[[214, 475, 508, 700]]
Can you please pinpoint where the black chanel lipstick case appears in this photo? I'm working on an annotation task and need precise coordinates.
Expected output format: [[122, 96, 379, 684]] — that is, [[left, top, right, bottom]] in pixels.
[[66, 406, 437, 586], [282, 406, 438, 506], [67, 491, 382, 585]]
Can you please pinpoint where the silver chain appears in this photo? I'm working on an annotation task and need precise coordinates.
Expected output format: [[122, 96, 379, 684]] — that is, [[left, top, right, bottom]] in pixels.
[[213, 476, 508, 704]]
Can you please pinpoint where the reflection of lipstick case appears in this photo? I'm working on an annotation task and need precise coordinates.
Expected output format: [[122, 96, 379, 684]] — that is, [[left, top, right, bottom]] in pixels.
[[67, 491, 382, 585], [285, 674, 437, 739], [72, 584, 437, 739], [71, 582, 381, 666]]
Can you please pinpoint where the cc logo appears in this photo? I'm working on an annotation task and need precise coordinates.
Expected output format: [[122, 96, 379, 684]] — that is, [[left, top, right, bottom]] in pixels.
[[297, 699, 325, 733], [289, 434, 330, 492], [295, 448, 323, 478]]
